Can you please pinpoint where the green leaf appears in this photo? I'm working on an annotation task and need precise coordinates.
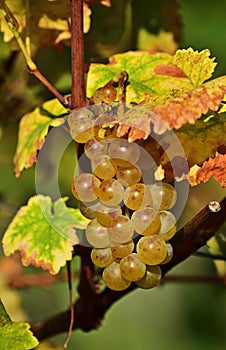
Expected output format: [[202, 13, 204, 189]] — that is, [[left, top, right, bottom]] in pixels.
[[14, 98, 66, 178], [86, 48, 217, 106], [172, 48, 217, 87], [2, 195, 89, 274], [207, 225, 226, 277], [0, 299, 39, 350]]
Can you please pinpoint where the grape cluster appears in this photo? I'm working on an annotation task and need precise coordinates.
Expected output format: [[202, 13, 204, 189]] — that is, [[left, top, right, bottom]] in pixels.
[[69, 106, 177, 291]]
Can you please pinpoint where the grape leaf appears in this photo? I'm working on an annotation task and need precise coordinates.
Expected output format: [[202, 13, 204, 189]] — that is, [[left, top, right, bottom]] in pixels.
[[13, 98, 66, 178], [2, 195, 89, 274], [0, 299, 39, 350]]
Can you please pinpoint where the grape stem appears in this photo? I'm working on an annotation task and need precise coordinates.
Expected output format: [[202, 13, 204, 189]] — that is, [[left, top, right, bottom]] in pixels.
[[31, 197, 226, 341]]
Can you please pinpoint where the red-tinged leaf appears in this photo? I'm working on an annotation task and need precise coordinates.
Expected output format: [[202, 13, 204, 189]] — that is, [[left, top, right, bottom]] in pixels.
[[2, 196, 89, 274], [13, 99, 66, 178], [189, 152, 226, 187]]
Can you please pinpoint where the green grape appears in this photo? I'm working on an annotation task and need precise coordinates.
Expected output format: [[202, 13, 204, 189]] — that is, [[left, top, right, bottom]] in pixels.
[[96, 179, 124, 207], [96, 203, 122, 227], [116, 164, 142, 186], [101, 85, 117, 103], [78, 201, 96, 220], [68, 108, 94, 143], [119, 253, 146, 282], [108, 215, 134, 244], [131, 207, 160, 236], [160, 243, 173, 264], [148, 182, 177, 210], [124, 183, 152, 211], [111, 240, 134, 258], [84, 138, 109, 160], [72, 173, 100, 202], [135, 265, 162, 289], [137, 234, 167, 265], [93, 88, 103, 105], [102, 262, 131, 291], [86, 219, 110, 248], [159, 211, 177, 240], [92, 155, 117, 179], [108, 138, 140, 167], [91, 247, 114, 268]]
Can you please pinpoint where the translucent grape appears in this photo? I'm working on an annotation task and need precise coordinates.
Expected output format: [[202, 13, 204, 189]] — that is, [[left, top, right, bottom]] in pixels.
[[160, 243, 173, 265], [78, 201, 96, 220], [101, 86, 117, 103], [148, 182, 177, 210], [159, 211, 177, 241], [102, 262, 131, 291], [86, 219, 110, 248], [111, 240, 134, 258], [108, 138, 140, 166], [94, 115, 118, 140], [96, 179, 124, 207], [95, 203, 122, 227], [93, 88, 103, 105], [116, 164, 142, 186], [68, 108, 94, 143], [137, 234, 167, 265], [92, 155, 117, 179], [108, 215, 134, 244], [91, 247, 114, 268], [84, 138, 108, 160], [72, 173, 100, 202], [135, 265, 162, 289], [131, 207, 160, 236], [119, 253, 146, 281], [124, 183, 152, 211]]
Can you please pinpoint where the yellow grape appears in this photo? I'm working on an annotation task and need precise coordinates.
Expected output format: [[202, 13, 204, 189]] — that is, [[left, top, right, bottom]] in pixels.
[[102, 262, 131, 291], [108, 138, 140, 167], [135, 265, 162, 289], [116, 164, 142, 186], [96, 179, 124, 207], [111, 240, 134, 258], [160, 243, 173, 265], [124, 183, 152, 211], [119, 253, 146, 282], [95, 203, 122, 227], [131, 207, 161, 236], [68, 108, 94, 143], [86, 219, 110, 248], [108, 215, 134, 244], [148, 182, 177, 210], [78, 201, 96, 220], [91, 247, 114, 268], [92, 155, 117, 179], [159, 211, 177, 241], [137, 234, 167, 265], [72, 173, 100, 202], [84, 138, 109, 160]]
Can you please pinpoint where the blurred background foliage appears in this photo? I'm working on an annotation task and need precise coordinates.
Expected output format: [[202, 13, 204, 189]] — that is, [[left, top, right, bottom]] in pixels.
[[0, 0, 225, 349]]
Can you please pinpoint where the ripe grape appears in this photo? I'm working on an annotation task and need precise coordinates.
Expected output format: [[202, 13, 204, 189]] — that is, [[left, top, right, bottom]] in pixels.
[[108, 215, 134, 244], [72, 173, 100, 202], [92, 155, 117, 179], [101, 86, 117, 103], [131, 207, 160, 236], [84, 138, 109, 160], [116, 164, 142, 186], [111, 240, 134, 258], [148, 182, 177, 210], [159, 211, 177, 241], [137, 234, 167, 265], [124, 183, 152, 211], [135, 265, 162, 289], [119, 253, 146, 281], [108, 138, 140, 166], [160, 243, 173, 264], [94, 115, 118, 140], [91, 247, 114, 268], [96, 179, 124, 207], [78, 201, 96, 220], [102, 262, 131, 291], [95, 203, 122, 227], [86, 219, 110, 248], [68, 108, 94, 143]]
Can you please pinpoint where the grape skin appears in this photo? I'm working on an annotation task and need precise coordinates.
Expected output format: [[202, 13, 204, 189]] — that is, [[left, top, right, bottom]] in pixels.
[[86, 219, 110, 248], [68, 109, 94, 143], [124, 183, 152, 211], [137, 234, 167, 265], [108, 215, 134, 244], [131, 207, 161, 236], [111, 240, 134, 258], [116, 164, 142, 186], [92, 155, 117, 179], [108, 138, 140, 166], [102, 262, 131, 291], [91, 248, 114, 268], [119, 253, 146, 282], [96, 179, 124, 207], [84, 138, 109, 160], [72, 173, 100, 202], [159, 211, 177, 241], [95, 203, 122, 227], [148, 182, 177, 211], [160, 243, 173, 265], [135, 265, 162, 289]]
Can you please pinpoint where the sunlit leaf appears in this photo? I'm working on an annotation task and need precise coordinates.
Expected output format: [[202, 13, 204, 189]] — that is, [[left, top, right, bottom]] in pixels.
[[0, 299, 38, 350], [2, 195, 89, 274], [13, 98, 66, 178]]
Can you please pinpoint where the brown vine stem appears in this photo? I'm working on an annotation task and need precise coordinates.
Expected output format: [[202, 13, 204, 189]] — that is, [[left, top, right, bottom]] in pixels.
[[69, 0, 86, 109], [31, 197, 226, 341]]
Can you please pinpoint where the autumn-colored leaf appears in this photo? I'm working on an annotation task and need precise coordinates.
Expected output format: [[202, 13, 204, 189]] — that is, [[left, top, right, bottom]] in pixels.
[[13, 98, 66, 178], [2, 195, 89, 274], [0, 299, 39, 350]]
